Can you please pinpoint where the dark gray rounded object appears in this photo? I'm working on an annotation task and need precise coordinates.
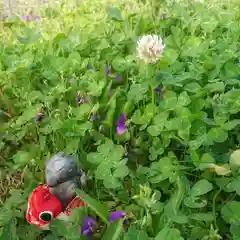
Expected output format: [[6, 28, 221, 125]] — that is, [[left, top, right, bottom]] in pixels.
[[45, 152, 79, 187], [50, 180, 77, 208], [45, 153, 87, 206]]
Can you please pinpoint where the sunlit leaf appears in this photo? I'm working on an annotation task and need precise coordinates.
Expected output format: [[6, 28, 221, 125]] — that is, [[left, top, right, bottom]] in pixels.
[[190, 179, 213, 197], [107, 8, 123, 21], [184, 196, 207, 209], [76, 189, 109, 224], [230, 149, 240, 167], [102, 220, 123, 240], [155, 228, 184, 240], [221, 201, 240, 224]]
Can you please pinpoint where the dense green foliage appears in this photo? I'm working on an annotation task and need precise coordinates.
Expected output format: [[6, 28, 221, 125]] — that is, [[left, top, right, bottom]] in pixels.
[[1, 0, 240, 239]]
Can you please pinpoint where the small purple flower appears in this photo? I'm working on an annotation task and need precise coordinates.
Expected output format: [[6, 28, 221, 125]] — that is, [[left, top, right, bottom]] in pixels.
[[34, 16, 40, 20], [116, 114, 127, 135], [35, 113, 43, 121], [109, 211, 126, 223], [81, 217, 97, 238], [115, 75, 121, 81], [105, 64, 111, 77], [22, 15, 40, 21], [154, 87, 161, 93], [22, 16, 31, 21]]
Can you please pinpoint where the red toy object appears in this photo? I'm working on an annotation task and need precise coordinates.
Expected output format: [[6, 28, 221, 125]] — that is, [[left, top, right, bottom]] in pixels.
[[26, 184, 87, 230], [26, 153, 88, 230], [26, 185, 63, 228], [64, 196, 87, 216]]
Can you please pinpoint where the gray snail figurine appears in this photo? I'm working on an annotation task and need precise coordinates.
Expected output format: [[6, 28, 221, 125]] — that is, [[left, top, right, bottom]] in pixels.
[[45, 152, 86, 208]]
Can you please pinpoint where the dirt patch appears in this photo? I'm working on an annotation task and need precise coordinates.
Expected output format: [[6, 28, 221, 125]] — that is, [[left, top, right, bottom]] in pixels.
[[0, 171, 24, 205]]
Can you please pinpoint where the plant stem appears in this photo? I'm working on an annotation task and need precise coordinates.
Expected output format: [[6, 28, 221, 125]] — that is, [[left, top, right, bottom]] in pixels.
[[151, 87, 155, 108], [213, 189, 221, 230], [0, 109, 11, 118]]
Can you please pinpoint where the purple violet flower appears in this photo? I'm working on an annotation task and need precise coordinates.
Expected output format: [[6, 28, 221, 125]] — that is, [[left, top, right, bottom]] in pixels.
[[116, 114, 127, 135], [154, 87, 161, 93], [105, 64, 111, 77], [109, 211, 126, 223], [81, 217, 97, 238], [106, 70, 110, 77], [35, 113, 43, 121], [22, 16, 31, 21], [34, 16, 40, 20], [22, 15, 40, 21], [115, 75, 121, 81]]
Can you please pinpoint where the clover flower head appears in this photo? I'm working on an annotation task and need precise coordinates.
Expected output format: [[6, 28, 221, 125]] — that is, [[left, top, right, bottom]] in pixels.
[[137, 35, 165, 64]]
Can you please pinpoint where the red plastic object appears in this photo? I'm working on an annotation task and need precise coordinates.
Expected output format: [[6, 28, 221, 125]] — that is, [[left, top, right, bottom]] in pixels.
[[26, 184, 63, 227], [64, 196, 87, 216]]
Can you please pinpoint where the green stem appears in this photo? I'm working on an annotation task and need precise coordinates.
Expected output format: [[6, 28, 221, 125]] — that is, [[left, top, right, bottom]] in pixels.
[[163, 219, 171, 229], [213, 189, 221, 230], [0, 109, 11, 118], [146, 65, 155, 114], [151, 87, 155, 107], [174, 176, 186, 213]]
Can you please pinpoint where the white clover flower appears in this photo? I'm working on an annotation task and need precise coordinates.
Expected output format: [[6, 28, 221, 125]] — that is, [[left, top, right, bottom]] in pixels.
[[137, 35, 165, 64]]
